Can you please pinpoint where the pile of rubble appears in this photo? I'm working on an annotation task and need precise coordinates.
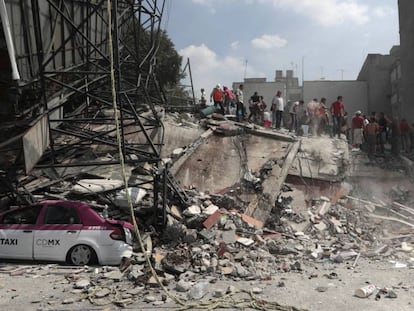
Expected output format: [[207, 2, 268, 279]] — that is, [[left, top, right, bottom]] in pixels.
[[33, 178, 410, 307], [1, 111, 414, 309]]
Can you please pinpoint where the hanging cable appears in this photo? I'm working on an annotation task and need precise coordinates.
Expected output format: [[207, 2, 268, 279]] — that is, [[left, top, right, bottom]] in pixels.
[[105, 2, 309, 310], [106, 0, 185, 306]]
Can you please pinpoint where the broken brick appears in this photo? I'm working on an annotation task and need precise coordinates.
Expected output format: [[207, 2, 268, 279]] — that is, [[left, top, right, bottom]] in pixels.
[[202, 210, 222, 229], [241, 213, 264, 229]]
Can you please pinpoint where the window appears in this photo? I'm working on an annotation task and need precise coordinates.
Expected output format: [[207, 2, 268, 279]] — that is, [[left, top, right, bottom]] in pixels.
[[44, 205, 81, 225], [1, 206, 42, 224]]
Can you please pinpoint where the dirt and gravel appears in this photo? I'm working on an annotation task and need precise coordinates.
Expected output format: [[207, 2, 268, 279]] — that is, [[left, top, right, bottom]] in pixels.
[[1, 119, 414, 311], [0, 257, 413, 311]]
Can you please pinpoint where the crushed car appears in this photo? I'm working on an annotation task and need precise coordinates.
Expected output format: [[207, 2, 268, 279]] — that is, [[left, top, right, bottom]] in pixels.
[[0, 200, 135, 265]]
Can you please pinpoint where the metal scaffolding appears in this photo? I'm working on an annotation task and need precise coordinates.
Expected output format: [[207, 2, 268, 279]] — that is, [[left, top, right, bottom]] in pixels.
[[0, 0, 182, 221]]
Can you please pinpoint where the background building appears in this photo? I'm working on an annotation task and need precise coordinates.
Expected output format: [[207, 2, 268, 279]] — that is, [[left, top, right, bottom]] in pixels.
[[232, 70, 301, 110], [303, 80, 368, 119], [398, 0, 414, 120], [357, 52, 397, 116]]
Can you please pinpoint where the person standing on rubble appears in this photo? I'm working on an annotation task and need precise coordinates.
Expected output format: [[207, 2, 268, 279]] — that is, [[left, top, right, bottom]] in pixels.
[[210, 84, 225, 114], [248, 91, 260, 123], [364, 116, 379, 160], [271, 90, 284, 129], [200, 88, 207, 108], [223, 86, 234, 114], [317, 98, 329, 136], [295, 100, 306, 135], [256, 95, 267, 125], [307, 98, 319, 136], [235, 84, 245, 122], [351, 110, 364, 149], [377, 112, 388, 153], [385, 115, 401, 156], [330, 96, 345, 138], [289, 101, 299, 132]]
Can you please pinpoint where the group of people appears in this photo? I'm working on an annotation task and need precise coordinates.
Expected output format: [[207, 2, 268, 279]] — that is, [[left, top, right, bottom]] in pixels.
[[351, 111, 414, 159], [201, 86, 349, 138], [201, 85, 414, 159], [272, 94, 347, 137], [200, 84, 246, 122]]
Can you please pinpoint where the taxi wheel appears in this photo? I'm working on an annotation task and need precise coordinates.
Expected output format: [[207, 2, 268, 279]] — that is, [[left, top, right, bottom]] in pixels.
[[67, 244, 97, 266]]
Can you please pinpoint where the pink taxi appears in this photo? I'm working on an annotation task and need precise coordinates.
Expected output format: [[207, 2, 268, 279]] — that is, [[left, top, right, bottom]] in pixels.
[[0, 200, 135, 265]]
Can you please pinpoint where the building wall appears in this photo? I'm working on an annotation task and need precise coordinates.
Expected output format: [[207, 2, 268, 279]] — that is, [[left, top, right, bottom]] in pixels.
[[233, 73, 368, 120], [232, 79, 285, 112], [357, 54, 395, 116], [303, 80, 368, 122], [391, 60, 402, 118], [232, 70, 302, 112], [398, 0, 414, 120]]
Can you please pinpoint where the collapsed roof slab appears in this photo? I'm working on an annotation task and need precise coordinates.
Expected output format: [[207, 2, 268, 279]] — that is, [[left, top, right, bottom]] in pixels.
[[166, 118, 350, 223], [246, 141, 300, 222], [165, 120, 296, 223], [161, 121, 206, 158], [289, 136, 350, 182], [172, 131, 293, 195]]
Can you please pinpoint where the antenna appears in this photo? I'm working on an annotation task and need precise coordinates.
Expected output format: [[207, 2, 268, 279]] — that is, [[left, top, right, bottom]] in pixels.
[[301, 56, 304, 86]]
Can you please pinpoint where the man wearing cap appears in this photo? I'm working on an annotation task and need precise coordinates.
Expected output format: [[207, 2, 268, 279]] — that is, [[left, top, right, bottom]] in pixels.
[[210, 84, 224, 114], [351, 110, 364, 149]]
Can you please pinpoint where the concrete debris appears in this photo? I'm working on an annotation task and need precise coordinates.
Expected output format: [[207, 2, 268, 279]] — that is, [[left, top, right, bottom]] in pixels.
[[183, 205, 201, 216], [188, 281, 209, 300], [3, 111, 414, 309], [74, 279, 90, 289]]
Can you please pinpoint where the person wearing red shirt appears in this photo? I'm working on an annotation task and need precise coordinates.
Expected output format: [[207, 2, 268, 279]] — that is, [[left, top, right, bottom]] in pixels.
[[330, 96, 345, 138], [351, 111, 364, 148], [223, 86, 234, 114]]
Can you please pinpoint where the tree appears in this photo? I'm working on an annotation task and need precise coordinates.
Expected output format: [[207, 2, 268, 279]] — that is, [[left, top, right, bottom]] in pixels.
[[155, 30, 184, 90]]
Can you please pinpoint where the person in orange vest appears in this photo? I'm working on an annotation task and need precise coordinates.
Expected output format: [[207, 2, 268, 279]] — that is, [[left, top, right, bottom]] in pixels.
[[210, 84, 224, 114]]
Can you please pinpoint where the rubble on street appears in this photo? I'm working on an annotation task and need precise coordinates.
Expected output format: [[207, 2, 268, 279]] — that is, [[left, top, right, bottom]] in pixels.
[[1, 111, 414, 310]]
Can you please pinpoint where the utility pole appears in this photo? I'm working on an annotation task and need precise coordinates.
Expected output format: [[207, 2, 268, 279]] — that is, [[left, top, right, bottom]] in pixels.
[[243, 59, 248, 80], [301, 56, 304, 99]]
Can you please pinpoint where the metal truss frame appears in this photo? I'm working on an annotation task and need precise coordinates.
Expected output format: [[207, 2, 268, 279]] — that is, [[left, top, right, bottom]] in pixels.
[[0, 0, 181, 222]]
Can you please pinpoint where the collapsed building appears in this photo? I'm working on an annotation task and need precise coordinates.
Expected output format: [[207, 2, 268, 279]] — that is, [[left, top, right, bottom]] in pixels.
[[0, 0, 173, 220], [0, 1, 414, 309]]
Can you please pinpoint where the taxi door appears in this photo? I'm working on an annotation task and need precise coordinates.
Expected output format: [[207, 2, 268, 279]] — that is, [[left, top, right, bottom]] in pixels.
[[33, 203, 81, 261], [0, 224, 35, 259], [0, 205, 43, 260]]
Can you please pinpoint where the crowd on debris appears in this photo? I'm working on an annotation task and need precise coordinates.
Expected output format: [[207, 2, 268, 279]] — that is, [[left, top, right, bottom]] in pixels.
[[201, 83, 414, 164], [3, 175, 413, 309], [1, 106, 414, 309]]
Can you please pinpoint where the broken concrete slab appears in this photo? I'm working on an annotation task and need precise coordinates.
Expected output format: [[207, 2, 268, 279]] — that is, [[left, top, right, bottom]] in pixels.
[[289, 136, 349, 181]]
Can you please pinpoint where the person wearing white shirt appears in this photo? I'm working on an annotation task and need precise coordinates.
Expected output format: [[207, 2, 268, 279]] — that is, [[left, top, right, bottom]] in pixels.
[[235, 84, 245, 121], [271, 90, 284, 129]]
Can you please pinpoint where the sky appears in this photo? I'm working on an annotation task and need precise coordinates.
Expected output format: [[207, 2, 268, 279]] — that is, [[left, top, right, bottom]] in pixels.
[[163, 0, 400, 98]]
